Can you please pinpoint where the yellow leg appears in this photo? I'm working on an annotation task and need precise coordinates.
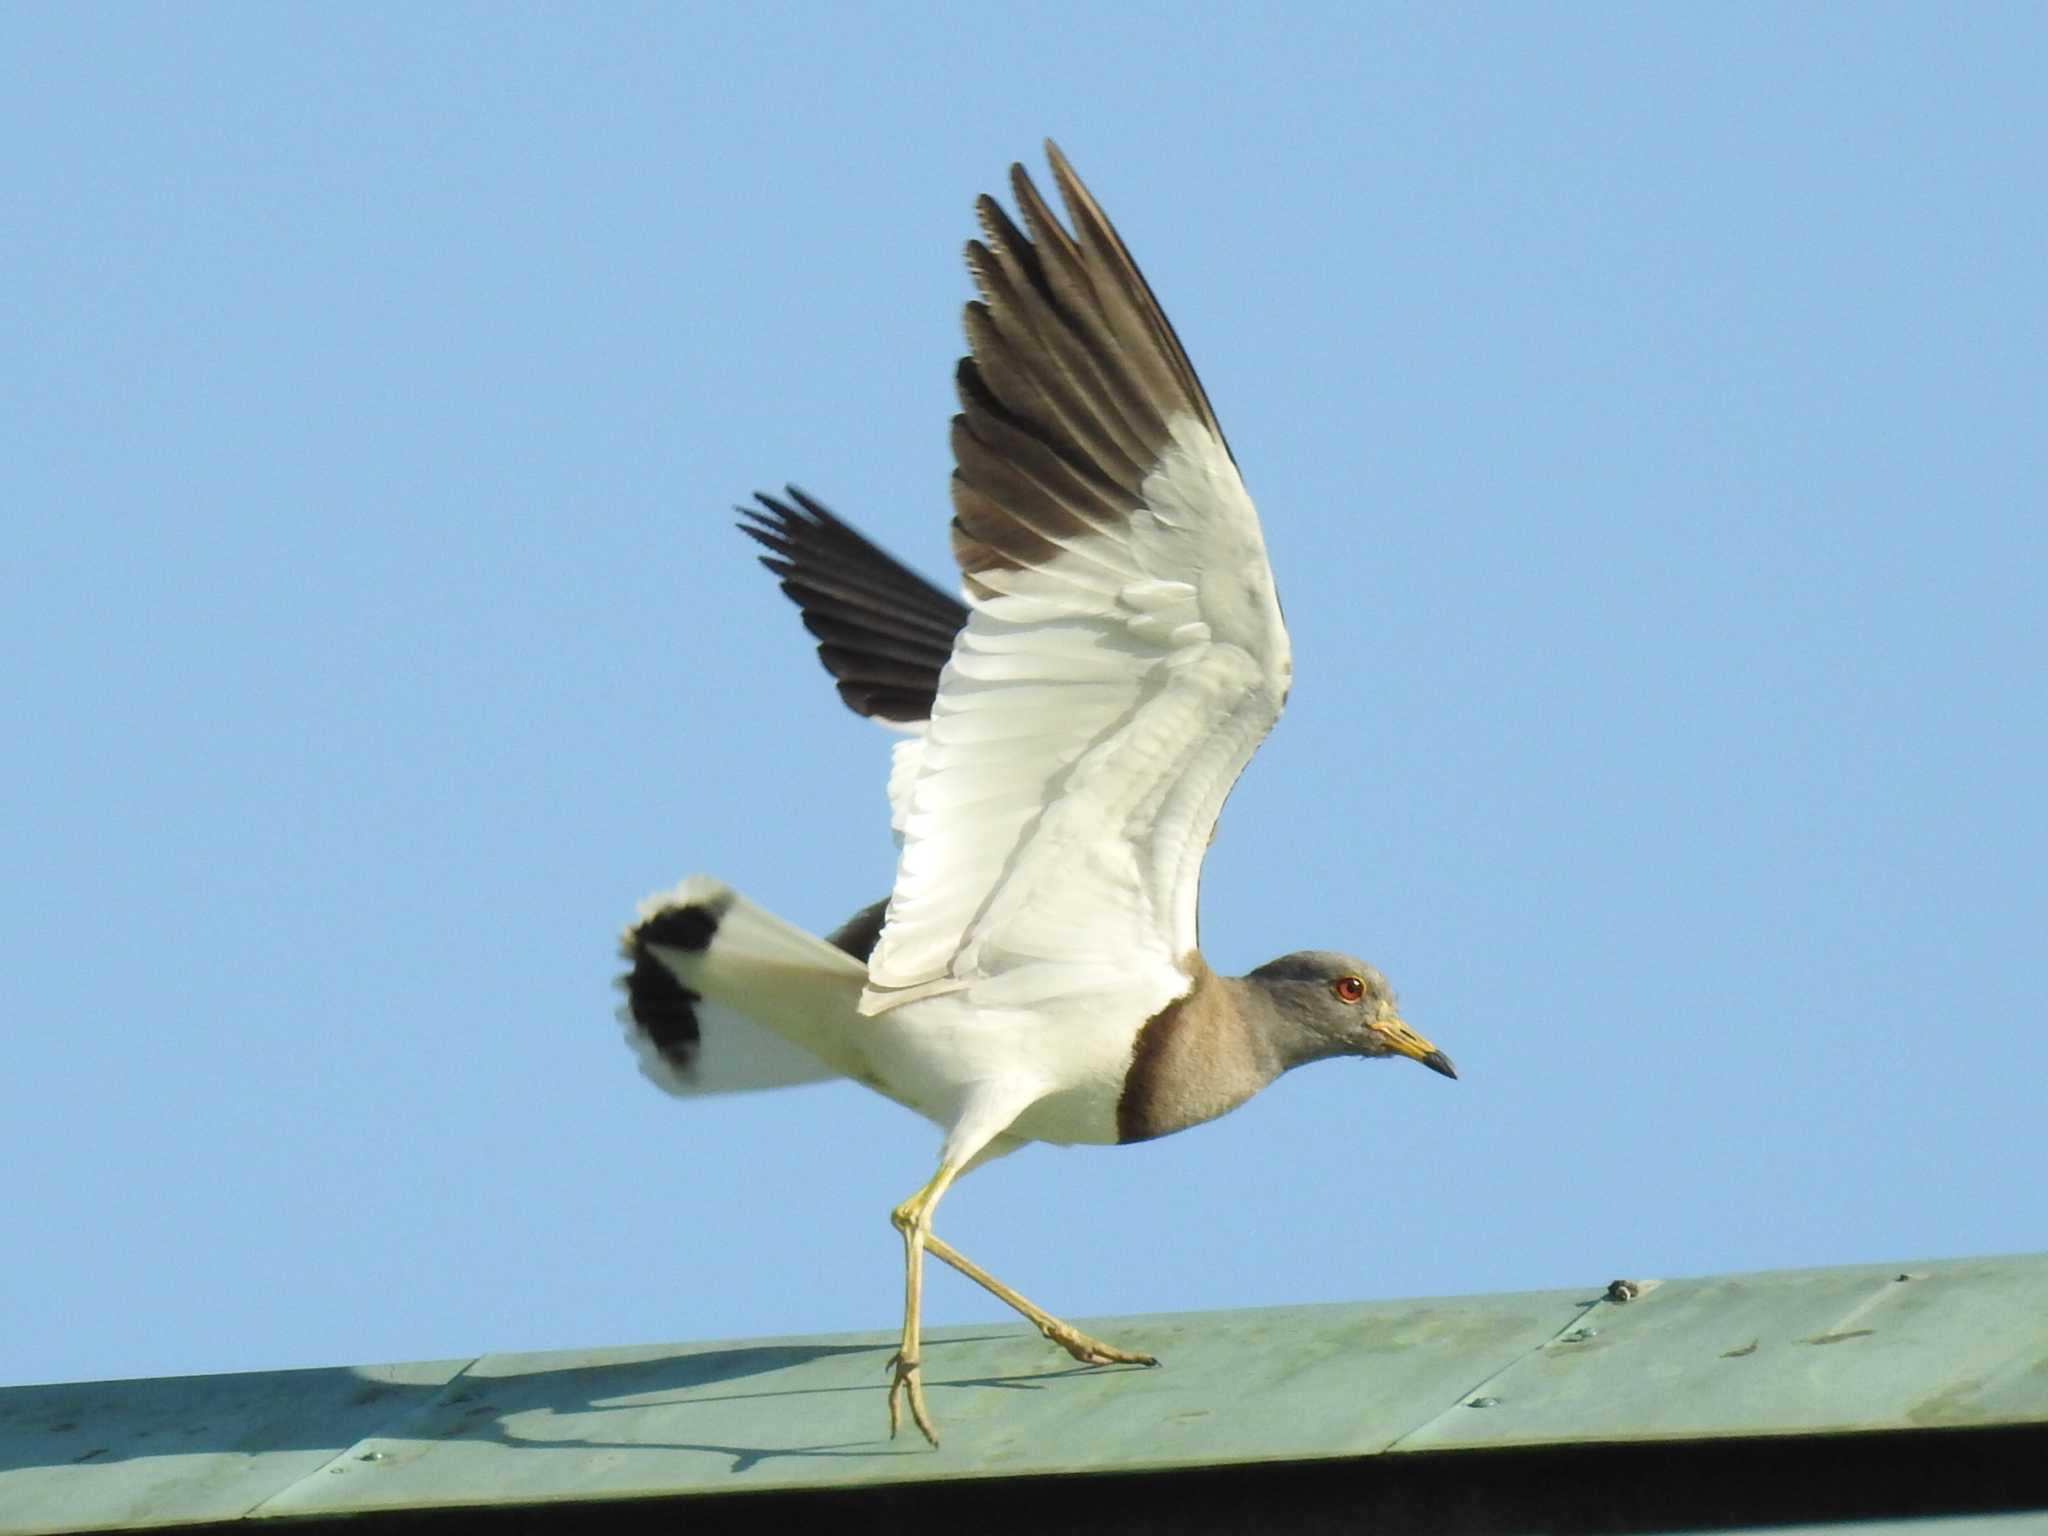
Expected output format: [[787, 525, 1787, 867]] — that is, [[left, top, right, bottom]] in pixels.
[[885, 1162, 1159, 1447], [920, 1231, 1157, 1367], [886, 1162, 961, 1447]]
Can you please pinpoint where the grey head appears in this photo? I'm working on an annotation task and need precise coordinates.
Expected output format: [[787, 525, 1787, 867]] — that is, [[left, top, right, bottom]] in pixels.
[[1116, 950, 1456, 1144], [1243, 950, 1458, 1079]]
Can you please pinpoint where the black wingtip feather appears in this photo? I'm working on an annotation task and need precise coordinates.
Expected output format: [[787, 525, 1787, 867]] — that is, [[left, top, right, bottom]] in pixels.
[[734, 489, 967, 724]]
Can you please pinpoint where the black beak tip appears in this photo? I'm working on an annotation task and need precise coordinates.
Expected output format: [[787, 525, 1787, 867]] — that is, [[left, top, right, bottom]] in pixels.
[[1422, 1049, 1458, 1080]]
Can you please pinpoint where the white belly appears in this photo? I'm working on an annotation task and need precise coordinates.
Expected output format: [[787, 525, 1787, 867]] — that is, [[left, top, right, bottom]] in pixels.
[[855, 968, 1181, 1149]]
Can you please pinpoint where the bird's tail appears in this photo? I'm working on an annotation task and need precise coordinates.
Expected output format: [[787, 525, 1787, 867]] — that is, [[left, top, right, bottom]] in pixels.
[[617, 876, 868, 1096]]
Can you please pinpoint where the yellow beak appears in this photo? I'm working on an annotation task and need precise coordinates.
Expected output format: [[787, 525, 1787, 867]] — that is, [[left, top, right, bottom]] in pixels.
[[1383, 1017, 1458, 1079]]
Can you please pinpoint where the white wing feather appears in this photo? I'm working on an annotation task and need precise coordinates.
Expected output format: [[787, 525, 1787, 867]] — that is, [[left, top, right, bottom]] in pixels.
[[865, 416, 1289, 1013]]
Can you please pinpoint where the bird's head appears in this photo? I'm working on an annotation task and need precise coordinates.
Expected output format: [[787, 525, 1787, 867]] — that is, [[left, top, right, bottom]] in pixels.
[[1246, 951, 1457, 1079]]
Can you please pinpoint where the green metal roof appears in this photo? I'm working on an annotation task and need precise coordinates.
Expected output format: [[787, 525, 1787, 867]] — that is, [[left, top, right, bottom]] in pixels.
[[4, 1252, 2045, 1533]]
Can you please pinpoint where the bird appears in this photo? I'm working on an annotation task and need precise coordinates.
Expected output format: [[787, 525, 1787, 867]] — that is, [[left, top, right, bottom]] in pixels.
[[617, 142, 1457, 1447]]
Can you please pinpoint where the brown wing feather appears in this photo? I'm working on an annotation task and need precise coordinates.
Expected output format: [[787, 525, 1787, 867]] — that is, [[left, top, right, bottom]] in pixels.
[[950, 143, 1236, 594]]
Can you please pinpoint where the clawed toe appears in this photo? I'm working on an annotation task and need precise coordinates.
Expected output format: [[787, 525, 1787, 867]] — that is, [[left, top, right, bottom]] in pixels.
[[887, 1351, 940, 1447], [1043, 1324, 1159, 1368]]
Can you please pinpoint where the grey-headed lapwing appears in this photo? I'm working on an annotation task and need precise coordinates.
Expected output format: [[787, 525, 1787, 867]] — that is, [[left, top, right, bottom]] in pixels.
[[619, 143, 1455, 1446]]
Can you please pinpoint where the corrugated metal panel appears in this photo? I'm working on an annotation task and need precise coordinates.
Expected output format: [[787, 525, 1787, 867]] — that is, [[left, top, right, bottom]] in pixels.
[[2, 1253, 2043, 1534], [1396, 1255, 2048, 1451], [0, 1360, 465, 1535]]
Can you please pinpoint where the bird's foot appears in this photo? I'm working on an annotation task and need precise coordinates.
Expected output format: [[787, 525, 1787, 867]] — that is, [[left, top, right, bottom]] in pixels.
[[886, 1350, 940, 1447], [1039, 1321, 1158, 1368]]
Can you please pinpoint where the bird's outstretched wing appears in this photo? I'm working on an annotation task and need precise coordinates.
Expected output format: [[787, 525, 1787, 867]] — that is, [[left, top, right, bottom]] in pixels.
[[864, 144, 1292, 1015], [739, 488, 967, 726]]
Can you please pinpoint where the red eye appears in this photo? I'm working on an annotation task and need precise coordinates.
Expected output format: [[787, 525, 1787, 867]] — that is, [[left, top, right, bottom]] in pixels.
[[1333, 975, 1365, 1004]]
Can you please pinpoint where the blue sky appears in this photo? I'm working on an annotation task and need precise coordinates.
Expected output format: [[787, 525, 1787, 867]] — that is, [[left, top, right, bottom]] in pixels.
[[5, 3, 2043, 1390]]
